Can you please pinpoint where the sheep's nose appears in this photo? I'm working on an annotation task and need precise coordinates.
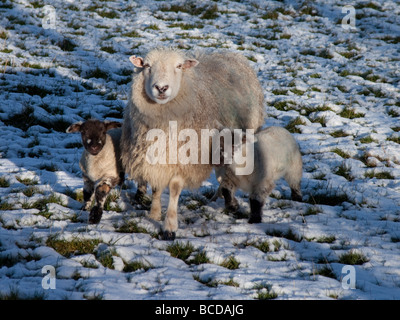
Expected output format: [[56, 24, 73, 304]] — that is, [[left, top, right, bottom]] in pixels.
[[155, 84, 169, 93]]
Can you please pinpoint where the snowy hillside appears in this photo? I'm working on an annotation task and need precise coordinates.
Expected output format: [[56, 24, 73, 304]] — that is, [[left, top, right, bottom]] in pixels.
[[0, 0, 399, 300]]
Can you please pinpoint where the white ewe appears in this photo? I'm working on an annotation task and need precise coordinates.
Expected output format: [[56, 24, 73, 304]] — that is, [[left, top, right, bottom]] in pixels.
[[121, 47, 265, 239]]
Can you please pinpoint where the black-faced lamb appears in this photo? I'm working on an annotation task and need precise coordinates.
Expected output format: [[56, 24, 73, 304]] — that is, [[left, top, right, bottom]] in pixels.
[[216, 126, 302, 224], [66, 119, 124, 224], [121, 47, 265, 240]]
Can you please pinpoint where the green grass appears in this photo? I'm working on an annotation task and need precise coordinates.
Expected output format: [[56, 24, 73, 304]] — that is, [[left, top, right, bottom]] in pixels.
[[57, 38, 77, 52], [285, 117, 306, 133], [335, 163, 353, 181], [359, 136, 377, 144], [303, 206, 322, 216], [168, 22, 204, 30], [266, 228, 302, 242], [330, 130, 351, 138], [387, 136, 400, 144], [4, 105, 70, 132], [85, 67, 109, 80], [24, 193, 64, 211], [339, 107, 365, 119], [315, 265, 336, 279], [307, 193, 350, 206], [0, 177, 10, 188], [0, 30, 8, 39], [46, 236, 100, 258], [166, 241, 195, 262], [97, 251, 114, 269], [331, 148, 351, 159], [190, 250, 210, 265], [22, 186, 41, 197], [16, 176, 38, 186], [115, 219, 148, 234], [251, 241, 271, 253], [316, 235, 336, 244], [338, 251, 369, 265], [123, 30, 141, 37], [123, 260, 153, 272], [272, 100, 296, 111], [364, 170, 394, 180], [220, 256, 240, 270], [0, 201, 14, 210], [253, 283, 278, 300], [100, 46, 116, 54], [97, 10, 119, 19]]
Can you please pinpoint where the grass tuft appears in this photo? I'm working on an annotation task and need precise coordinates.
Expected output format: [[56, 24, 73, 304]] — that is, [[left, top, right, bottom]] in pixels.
[[338, 251, 369, 265], [46, 236, 100, 258], [220, 256, 240, 270]]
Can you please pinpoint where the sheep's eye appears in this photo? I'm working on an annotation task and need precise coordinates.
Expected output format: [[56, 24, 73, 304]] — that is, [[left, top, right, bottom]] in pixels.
[[87, 139, 91, 144], [176, 64, 182, 69], [98, 140, 102, 144]]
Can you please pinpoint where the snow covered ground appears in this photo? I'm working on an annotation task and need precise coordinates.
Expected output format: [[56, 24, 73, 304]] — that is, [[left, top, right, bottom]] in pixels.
[[0, 0, 399, 300]]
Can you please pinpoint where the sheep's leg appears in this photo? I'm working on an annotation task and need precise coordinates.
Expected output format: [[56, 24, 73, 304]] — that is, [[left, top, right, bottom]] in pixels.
[[118, 171, 125, 187], [162, 176, 184, 241], [133, 179, 148, 205], [82, 174, 94, 211], [89, 178, 117, 224], [290, 187, 302, 202], [218, 171, 239, 212], [248, 183, 274, 224], [221, 187, 239, 212], [149, 187, 162, 221]]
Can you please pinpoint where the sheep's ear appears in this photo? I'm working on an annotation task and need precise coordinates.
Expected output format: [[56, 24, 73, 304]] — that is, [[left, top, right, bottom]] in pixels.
[[129, 55, 144, 68], [104, 121, 122, 131], [182, 59, 199, 70], [66, 121, 83, 133], [213, 120, 225, 131]]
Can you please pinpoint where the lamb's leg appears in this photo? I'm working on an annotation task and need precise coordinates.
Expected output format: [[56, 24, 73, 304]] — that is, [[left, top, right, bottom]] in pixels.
[[285, 156, 303, 202], [82, 174, 94, 211], [89, 179, 116, 224], [149, 187, 162, 221], [162, 176, 184, 241], [209, 185, 222, 202], [248, 183, 274, 224]]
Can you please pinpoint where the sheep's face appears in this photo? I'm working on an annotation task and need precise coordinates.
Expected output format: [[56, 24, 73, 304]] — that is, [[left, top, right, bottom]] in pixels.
[[130, 52, 198, 105], [66, 120, 122, 156]]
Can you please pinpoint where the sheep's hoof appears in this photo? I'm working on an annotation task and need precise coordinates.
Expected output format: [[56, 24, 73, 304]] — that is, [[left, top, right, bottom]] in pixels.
[[89, 206, 103, 224], [162, 231, 176, 241], [226, 203, 239, 213], [291, 193, 303, 202], [248, 215, 262, 224]]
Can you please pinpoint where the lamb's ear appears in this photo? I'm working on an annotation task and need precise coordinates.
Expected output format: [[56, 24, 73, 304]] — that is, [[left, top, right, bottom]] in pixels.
[[66, 121, 83, 133], [182, 59, 199, 70], [104, 121, 122, 131], [129, 55, 144, 68]]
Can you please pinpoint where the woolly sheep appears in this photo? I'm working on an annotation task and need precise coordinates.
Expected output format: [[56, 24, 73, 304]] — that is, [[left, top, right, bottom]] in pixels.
[[66, 119, 124, 224], [121, 47, 265, 240], [216, 126, 303, 223]]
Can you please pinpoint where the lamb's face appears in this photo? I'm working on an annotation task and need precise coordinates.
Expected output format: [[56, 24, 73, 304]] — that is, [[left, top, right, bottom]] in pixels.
[[79, 121, 108, 156], [66, 119, 122, 156], [129, 51, 198, 105]]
